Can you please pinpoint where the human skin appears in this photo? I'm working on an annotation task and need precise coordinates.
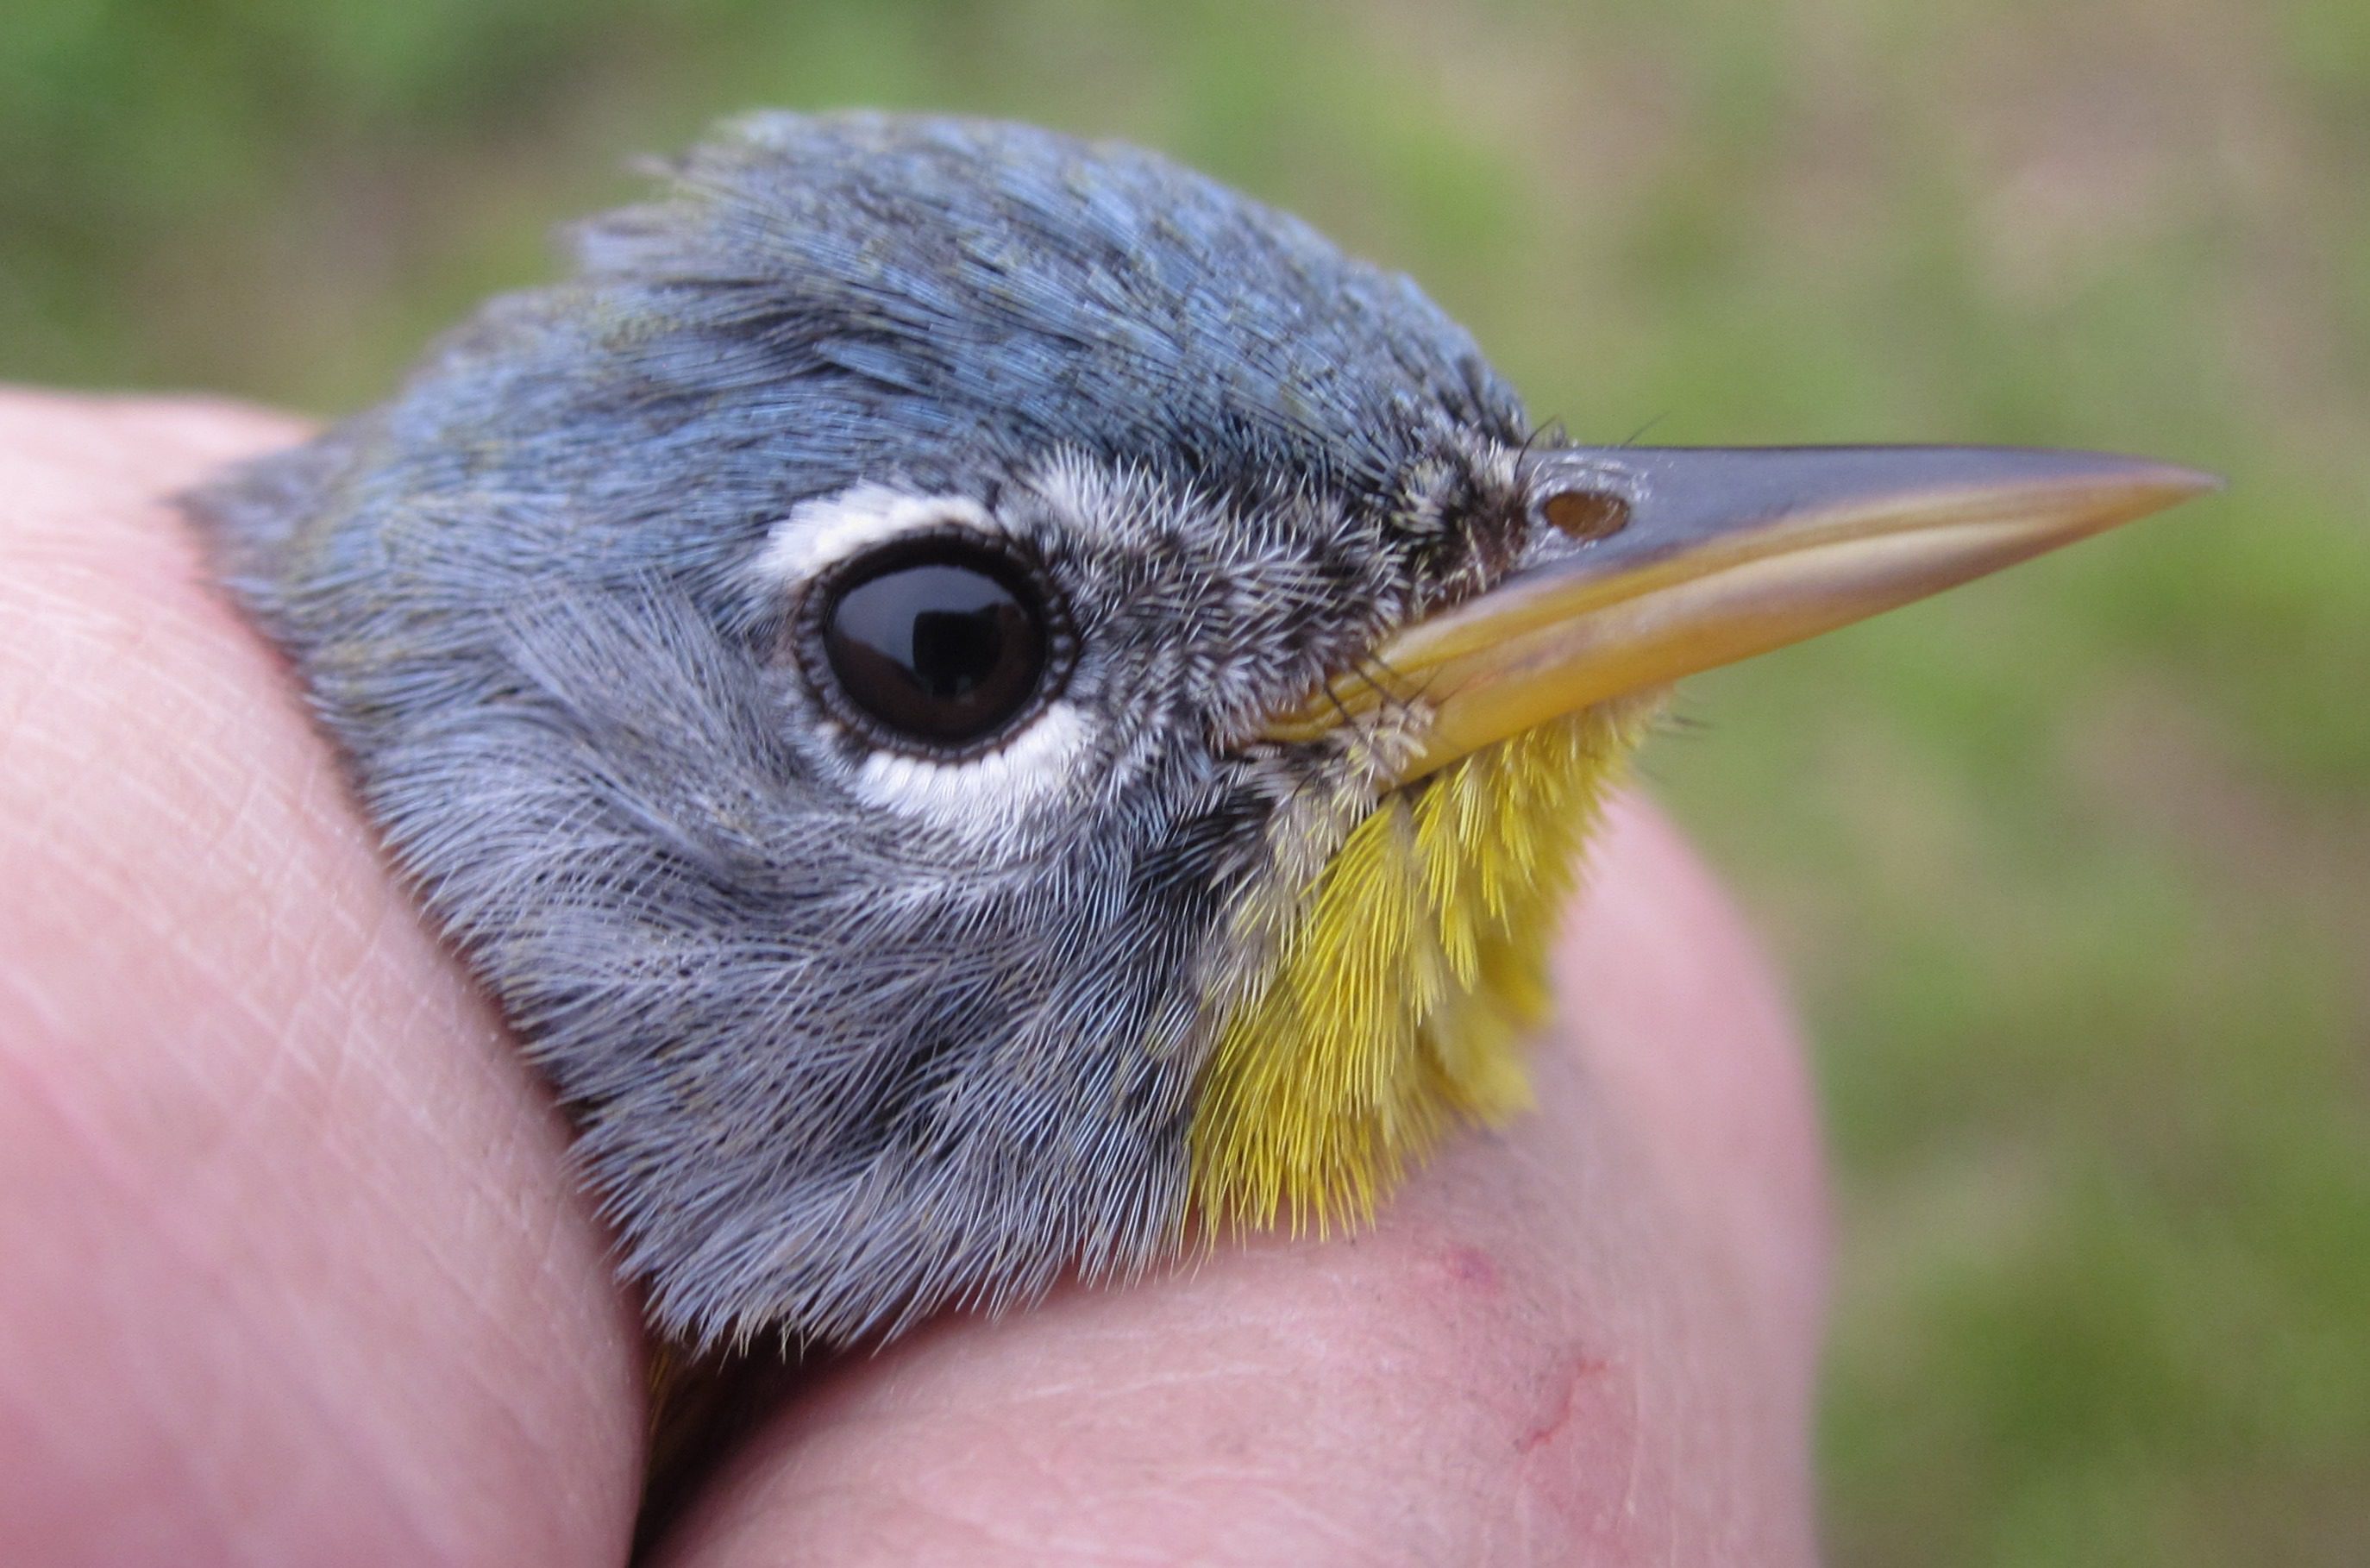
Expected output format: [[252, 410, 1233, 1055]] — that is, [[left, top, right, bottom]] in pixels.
[[0, 391, 1830, 1567]]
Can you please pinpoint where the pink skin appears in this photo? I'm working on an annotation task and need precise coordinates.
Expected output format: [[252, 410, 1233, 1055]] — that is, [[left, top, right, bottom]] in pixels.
[[0, 392, 1829, 1568]]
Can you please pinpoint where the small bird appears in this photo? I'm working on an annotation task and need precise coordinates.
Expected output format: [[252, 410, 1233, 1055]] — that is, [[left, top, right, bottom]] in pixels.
[[189, 112, 2212, 1352]]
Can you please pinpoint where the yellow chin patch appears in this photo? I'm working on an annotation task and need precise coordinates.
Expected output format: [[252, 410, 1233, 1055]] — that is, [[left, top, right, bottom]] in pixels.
[[1188, 697, 1664, 1232]]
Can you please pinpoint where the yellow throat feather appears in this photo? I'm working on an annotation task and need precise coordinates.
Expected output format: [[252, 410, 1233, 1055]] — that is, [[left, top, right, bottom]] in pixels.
[[1189, 696, 1664, 1231]]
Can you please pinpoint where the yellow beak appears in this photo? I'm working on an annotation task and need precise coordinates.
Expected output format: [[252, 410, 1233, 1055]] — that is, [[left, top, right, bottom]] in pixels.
[[1265, 444, 2220, 781]]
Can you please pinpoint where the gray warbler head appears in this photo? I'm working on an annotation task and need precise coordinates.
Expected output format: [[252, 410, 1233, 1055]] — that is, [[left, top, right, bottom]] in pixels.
[[187, 111, 2213, 1351]]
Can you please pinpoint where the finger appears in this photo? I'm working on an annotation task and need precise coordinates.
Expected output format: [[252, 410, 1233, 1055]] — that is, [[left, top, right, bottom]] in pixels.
[[652, 791, 1829, 1567], [1548, 792, 1831, 1397], [0, 392, 646, 1568]]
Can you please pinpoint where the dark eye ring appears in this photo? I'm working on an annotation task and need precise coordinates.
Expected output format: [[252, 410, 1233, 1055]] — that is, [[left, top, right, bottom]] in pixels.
[[792, 525, 1076, 760]]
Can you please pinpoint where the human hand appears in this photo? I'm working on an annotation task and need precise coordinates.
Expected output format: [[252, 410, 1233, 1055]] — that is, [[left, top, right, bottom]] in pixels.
[[0, 392, 1828, 1566]]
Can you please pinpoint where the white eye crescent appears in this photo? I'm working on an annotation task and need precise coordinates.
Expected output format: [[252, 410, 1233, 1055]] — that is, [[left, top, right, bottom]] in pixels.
[[752, 485, 998, 580]]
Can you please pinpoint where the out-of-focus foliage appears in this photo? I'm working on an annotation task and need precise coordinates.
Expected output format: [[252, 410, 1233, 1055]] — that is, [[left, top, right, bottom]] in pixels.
[[7, 1, 2364, 1561]]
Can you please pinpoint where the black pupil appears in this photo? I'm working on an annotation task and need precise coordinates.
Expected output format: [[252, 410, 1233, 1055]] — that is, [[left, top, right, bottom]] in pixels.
[[822, 551, 1047, 746]]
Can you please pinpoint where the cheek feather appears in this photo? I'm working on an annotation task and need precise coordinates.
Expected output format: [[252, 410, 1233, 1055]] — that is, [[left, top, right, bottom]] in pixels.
[[1188, 694, 1667, 1232]]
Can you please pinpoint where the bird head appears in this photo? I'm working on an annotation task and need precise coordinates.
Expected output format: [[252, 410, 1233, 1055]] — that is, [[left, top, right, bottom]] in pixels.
[[190, 113, 2212, 1349]]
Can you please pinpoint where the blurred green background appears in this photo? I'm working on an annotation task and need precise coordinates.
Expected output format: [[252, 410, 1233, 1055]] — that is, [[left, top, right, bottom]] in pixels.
[[8, 0, 2365, 1559]]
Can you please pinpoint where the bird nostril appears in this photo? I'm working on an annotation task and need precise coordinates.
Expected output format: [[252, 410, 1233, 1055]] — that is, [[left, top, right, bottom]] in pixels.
[[1539, 487, 1632, 544]]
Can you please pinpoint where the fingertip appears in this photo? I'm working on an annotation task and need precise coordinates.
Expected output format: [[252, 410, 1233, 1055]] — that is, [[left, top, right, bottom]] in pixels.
[[0, 393, 648, 1567], [1551, 789, 1832, 1373]]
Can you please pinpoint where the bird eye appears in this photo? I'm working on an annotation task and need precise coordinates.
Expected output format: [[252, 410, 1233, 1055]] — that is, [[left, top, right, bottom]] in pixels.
[[796, 529, 1074, 756]]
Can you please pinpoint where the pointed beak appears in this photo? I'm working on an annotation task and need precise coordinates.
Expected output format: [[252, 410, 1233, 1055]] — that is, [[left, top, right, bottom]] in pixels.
[[1265, 444, 2221, 782]]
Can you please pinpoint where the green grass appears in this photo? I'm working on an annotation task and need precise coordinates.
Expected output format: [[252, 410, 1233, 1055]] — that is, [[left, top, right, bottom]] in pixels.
[[9, 1, 2365, 1559]]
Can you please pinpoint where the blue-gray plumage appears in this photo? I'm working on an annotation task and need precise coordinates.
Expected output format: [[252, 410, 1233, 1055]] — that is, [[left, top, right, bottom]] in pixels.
[[191, 113, 1534, 1346], [190, 110, 2209, 1352]]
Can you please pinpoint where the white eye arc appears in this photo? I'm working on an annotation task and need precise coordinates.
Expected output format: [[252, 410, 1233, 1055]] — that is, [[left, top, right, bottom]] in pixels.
[[751, 485, 999, 581], [850, 699, 1091, 839]]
